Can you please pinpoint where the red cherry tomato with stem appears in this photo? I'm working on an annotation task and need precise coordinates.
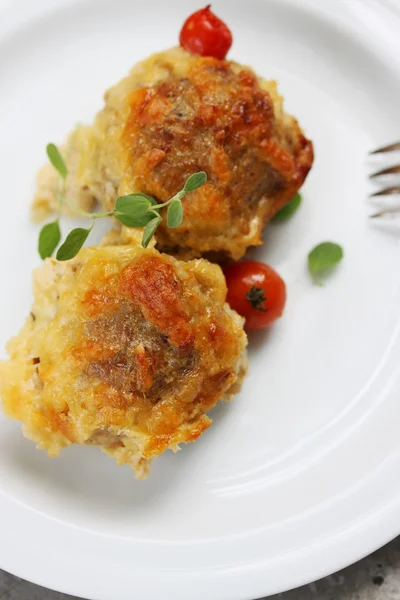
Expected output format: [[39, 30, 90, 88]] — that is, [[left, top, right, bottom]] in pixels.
[[224, 261, 286, 331], [179, 5, 233, 60]]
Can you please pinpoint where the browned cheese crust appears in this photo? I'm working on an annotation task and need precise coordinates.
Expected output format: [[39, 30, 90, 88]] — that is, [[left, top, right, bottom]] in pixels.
[[0, 245, 247, 477], [123, 59, 313, 259], [33, 48, 313, 260]]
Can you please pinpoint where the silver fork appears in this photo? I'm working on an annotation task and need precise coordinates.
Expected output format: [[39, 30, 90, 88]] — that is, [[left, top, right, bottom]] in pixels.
[[369, 141, 400, 222]]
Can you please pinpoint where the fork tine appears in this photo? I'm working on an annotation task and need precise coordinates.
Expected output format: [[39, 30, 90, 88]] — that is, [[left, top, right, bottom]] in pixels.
[[370, 164, 400, 178], [370, 209, 400, 219], [370, 141, 400, 155], [370, 186, 400, 197]]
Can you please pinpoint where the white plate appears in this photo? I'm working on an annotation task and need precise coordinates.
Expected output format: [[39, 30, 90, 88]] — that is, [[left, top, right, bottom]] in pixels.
[[1, 0, 400, 598]]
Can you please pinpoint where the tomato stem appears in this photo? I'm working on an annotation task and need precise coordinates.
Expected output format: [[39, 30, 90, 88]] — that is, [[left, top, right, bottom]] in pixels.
[[245, 286, 268, 312]]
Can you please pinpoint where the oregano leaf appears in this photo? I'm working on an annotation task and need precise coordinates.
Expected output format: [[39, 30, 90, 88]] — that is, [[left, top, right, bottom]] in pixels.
[[46, 143, 67, 179], [115, 195, 151, 215], [184, 171, 207, 192], [167, 200, 183, 228], [141, 217, 161, 248], [56, 227, 91, 261], [115, 194, 158, 227], [115, 212, 157, 228], [272, 193, 302, 223], [308, 241, 343, 284], [38, 220, 61, 259]]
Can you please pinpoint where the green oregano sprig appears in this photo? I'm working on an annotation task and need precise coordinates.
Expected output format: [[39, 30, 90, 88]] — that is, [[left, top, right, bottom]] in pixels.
[[38, 143, 207, 261]]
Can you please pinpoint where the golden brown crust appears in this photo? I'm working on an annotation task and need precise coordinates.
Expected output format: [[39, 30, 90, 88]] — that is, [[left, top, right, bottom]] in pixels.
[[120, 257, 194, 349], [0, 245, 247, 476], [32, 47, 313, 260], [122, 61, 313, 259]]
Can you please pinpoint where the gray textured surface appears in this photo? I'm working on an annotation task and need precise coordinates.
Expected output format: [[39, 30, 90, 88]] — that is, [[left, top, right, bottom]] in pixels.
[[1, 537, 400, 600]]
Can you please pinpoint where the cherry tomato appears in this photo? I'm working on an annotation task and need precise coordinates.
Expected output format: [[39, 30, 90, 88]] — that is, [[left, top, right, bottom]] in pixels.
[[224, 261, 286, 330], [179, 5, 233, 60]]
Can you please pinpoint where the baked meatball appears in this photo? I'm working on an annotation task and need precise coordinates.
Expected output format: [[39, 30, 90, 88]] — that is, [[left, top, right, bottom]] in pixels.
[[33, 47, 313, 260], [0, 244, 247, 477]]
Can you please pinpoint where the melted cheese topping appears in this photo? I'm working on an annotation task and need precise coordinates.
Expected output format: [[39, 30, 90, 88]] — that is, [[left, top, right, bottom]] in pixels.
[[33, 47, 313, 259], [0, 245, 247, 477]]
